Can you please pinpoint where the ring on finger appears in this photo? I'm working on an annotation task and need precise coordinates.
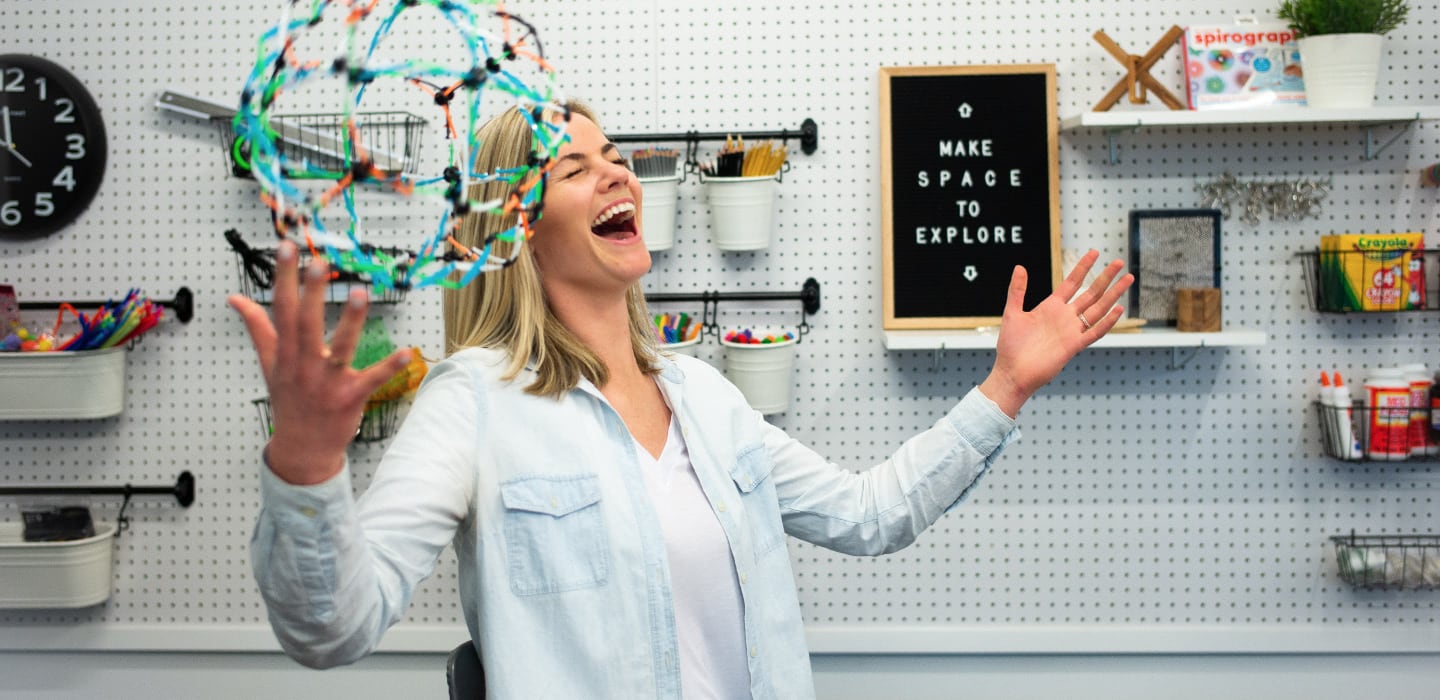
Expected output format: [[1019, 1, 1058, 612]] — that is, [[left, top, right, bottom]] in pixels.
[[1078, 311, 1093, 331]]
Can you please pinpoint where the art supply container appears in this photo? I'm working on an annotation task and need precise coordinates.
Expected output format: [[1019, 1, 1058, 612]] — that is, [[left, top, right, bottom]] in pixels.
[[1399, 364, 1434, 457], [1364, 368, 1412, 460], [0, 522, 116, 608], [705, 175, 777, 251], [722, 334, 797, 414], [660, 336, 702, 357], [0, 347, 126, 420], [639, 175, 680, 251]]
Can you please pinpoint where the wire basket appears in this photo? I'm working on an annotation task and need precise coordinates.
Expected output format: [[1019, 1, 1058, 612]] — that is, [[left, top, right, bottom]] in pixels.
[[1297, 248, 1440, 312], [252, 397, 399, 444], [1333, 533, 1440, 590], [1314, 401, 1439, 462], [215, 112, 427, 179], [225, 229, 409, 305]]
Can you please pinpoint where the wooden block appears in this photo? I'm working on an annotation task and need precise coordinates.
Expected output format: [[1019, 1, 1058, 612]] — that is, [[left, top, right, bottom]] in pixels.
[[1176, 288, 1221, 332]]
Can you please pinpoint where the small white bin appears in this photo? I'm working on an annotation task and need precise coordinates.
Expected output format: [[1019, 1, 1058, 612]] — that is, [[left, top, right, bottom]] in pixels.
[[639, 175, 680, 251], [0, 347, 126, 420], [0, 522, 116, 608], [705, 175, 777, 251], [660, 336, 702, 357], [722, 335, 797, 414]]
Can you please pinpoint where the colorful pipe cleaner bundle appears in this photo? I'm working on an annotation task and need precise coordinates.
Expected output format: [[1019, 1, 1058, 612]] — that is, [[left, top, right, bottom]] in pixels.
[[0, 290, 165, 352], [234, 0, 569, 293], [654, 312, 702, 344]]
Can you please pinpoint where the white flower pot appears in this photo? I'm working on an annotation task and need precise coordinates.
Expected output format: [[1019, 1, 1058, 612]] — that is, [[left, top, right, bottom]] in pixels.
[[1298, 33, 1384, 109]]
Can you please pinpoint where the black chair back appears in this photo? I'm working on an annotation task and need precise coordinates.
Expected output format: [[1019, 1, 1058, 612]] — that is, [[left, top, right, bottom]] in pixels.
[[446, 639, 485, 699]]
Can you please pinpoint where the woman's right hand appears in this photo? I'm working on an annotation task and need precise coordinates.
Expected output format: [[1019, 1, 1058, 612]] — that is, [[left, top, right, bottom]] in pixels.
[[228, 241, 411, 485]]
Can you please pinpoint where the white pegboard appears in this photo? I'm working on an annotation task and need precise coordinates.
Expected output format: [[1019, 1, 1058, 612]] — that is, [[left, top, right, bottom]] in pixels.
[[1, 0, 1439, 653]]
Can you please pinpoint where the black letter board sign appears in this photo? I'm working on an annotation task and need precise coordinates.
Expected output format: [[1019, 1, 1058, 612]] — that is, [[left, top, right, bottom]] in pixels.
[[880, 64, 1060, 329]]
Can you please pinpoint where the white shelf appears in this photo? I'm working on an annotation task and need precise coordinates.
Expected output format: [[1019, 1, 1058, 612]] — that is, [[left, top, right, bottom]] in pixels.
[[882, 327, 1267, 351], [1059, 105, 1440, 131], [1060, 105, 1440, 163]]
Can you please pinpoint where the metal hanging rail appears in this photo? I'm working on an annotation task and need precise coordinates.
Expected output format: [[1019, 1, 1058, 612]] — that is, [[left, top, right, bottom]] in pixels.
[[648, 278, 821, 340], [17, 287, 196, 324], [0, 471, 196, 533], [609, 118, 819, 156]]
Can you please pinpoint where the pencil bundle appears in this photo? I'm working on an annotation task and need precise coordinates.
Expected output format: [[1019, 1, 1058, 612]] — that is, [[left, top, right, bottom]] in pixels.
[[699, 136, 787, 178], [630, 148, 680, 178]]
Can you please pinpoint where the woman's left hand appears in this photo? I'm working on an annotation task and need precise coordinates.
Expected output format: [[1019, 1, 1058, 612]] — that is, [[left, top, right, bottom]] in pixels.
[[979, 250, 1133, 417]]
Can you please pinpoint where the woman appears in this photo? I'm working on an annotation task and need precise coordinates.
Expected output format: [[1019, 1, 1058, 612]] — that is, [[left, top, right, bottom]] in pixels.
[[229, 101, 1132, 699]]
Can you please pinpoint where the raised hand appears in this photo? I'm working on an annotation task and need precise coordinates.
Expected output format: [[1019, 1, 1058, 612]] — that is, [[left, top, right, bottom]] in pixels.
[[978, 250, 1133, 417], [228, 241, 411, 485]]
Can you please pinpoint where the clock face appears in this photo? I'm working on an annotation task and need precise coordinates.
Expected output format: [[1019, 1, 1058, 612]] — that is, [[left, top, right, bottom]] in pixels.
[[0, 54, 107, 238]]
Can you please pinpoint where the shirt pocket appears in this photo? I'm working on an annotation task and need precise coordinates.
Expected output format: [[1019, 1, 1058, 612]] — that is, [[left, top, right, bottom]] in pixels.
[[729, 445, 785, 560], [500, 474, 609, 596]]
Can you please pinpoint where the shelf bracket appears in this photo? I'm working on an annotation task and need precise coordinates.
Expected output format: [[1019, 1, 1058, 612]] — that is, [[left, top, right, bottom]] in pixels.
[[1170, 345, 1203, 370], [1363, 119, 1417, 160], [1103, 125, 1140, 165]]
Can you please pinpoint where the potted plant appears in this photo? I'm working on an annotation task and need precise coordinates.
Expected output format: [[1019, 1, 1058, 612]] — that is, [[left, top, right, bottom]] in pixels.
[[1277, 0, 1410, 108]]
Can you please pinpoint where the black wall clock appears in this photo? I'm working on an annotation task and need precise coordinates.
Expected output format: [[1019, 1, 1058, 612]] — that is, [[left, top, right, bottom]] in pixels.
[[0, 54, 107, 238]]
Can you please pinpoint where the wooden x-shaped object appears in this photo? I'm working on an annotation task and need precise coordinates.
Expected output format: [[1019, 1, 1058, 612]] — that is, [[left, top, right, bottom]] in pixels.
[[1092, 26, 1186, 112]]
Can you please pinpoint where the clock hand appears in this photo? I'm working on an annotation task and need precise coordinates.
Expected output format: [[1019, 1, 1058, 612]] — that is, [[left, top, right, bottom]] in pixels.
[[5, 143, 32, 168], [0, 107, 28, 168]]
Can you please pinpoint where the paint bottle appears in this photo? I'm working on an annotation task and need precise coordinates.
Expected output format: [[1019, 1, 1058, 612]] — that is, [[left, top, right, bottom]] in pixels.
[[1431, 370, 1440, 456], [1364, 368, 1413, 461], [1399, 363, 1434, 457], [1329, 372, 1362, 460]]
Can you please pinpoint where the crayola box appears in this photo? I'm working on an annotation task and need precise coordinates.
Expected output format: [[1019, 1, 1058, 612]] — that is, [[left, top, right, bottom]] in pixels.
[[1183, 20, 1306, 110], [1320, 233, 1425, 311]]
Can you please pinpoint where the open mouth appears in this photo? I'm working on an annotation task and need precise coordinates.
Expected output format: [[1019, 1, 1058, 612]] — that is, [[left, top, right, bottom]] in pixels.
[[591, 201, 638, 241]]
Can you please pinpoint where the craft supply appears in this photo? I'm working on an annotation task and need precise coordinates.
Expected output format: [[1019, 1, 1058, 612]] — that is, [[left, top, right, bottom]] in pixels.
[[723, 328, 796, 345], [1331, 373, 1362, 459], [630, 148, 680, 178], [653, 312, 702, 344], [1365, 368, 1412, 460], [1319, 233, 1425, 311], [1399, 364, 1434, 457], [1182, 19, 1304, 110]]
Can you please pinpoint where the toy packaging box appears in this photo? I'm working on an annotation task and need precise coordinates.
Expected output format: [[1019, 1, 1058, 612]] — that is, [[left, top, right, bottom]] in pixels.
[[1183, 20, 1306, 110], [1320, 233, 1426, 311]]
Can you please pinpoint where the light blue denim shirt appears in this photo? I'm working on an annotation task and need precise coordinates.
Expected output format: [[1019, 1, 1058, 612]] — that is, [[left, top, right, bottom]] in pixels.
[[252, 346, 1018, 699]]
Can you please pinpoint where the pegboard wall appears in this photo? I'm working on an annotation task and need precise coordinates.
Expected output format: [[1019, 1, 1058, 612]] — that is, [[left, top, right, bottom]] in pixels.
[[2, 0, 1439, 654]]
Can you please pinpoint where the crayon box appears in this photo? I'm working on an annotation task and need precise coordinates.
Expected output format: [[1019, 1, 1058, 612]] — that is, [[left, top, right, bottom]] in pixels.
[[1183, 20, 1306, 110], [1319, 233, 1426, 311]]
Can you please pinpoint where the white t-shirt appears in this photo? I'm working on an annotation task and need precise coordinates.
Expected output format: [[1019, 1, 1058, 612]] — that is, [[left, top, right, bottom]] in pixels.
[[634, 412, 752, 699]]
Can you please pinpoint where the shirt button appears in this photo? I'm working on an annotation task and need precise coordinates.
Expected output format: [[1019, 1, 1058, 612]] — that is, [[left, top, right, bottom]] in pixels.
[[750, 646, 758, 658], [740, 572, 748, 585], [717, 500, 727, 512], [550, 496, 559, 509], [299, 506, 317, 518]]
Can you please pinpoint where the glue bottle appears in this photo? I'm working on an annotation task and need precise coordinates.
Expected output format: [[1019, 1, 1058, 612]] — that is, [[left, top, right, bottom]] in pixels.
[[1329, 371, 1362, 460]]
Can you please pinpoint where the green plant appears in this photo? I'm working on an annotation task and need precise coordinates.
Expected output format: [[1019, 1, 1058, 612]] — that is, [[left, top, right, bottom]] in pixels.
[[1277, 0, 1410, 37]]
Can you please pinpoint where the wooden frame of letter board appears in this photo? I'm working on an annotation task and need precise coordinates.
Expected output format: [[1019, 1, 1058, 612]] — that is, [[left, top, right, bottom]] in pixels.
[[880, 64, 1061, 330]]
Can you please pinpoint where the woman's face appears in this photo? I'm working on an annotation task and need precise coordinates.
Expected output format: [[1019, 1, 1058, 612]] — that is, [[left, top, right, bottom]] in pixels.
[[528, 113, 650, 298]]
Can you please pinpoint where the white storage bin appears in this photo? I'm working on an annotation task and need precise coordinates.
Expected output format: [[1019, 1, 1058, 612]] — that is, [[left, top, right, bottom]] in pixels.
[[0, 347, 126, 419], [0, 522, 116, 608]]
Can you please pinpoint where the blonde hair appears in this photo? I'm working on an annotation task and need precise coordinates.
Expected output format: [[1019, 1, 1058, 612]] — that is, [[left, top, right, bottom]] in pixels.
[[441, 100, 661, 398]]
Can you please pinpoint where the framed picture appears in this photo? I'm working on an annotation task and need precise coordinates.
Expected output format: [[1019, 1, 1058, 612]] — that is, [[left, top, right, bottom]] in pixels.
[[1128, 209, 1222, 325], [879, 64, 1060, 329]]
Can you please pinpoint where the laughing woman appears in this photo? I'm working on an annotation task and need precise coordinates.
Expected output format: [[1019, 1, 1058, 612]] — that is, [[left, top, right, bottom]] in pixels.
[[229, 100, 1132, 699]]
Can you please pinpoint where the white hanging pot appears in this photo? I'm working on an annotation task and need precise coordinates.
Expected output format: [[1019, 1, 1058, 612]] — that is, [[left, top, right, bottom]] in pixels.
[[1297, 33, 1384, 109]]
